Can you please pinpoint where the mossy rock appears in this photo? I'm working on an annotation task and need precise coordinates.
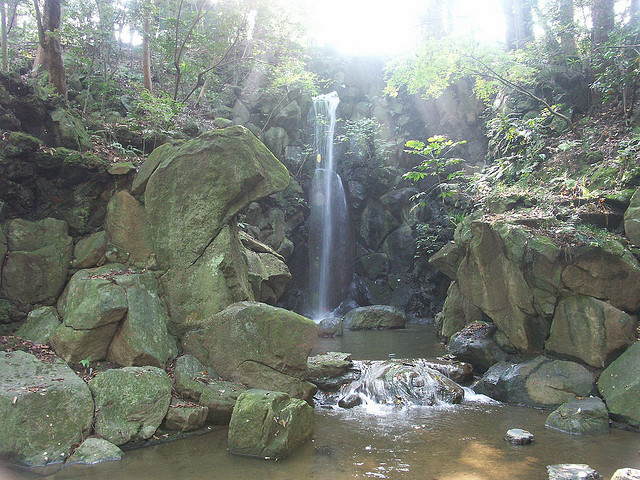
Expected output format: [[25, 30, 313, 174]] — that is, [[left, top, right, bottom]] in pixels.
[[0, 132, 41, 158]]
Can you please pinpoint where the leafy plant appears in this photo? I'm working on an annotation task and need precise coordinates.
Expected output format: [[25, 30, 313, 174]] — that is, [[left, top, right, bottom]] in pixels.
[[403, 135, 467, 204]]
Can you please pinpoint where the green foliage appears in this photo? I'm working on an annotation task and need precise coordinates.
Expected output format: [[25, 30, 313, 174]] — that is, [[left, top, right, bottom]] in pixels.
[[79, 356, 92, 369], [335, 117, 392, 163], [413, 223, 451, 259], [403, 135, 467, 204]]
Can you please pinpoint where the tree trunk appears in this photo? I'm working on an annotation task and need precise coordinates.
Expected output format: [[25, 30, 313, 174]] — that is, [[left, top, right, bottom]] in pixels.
[[591, 0, 615, 46], [503, 0, 534, 50], [554, 0, 579, 58], [142, 15, 152, 91], [34, 0, 66, 97], [1, 1, 7, 73], [630, 0, 639, 28]]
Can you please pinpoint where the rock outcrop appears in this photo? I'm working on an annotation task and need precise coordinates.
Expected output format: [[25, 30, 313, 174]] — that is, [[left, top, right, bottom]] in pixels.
[[182, 302, 317, 400], [597, 341, 640, 428]]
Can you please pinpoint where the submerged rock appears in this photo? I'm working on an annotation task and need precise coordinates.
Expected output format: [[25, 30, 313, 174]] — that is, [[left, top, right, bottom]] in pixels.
[[545, 397, 609, 434], [65, 438, 123, 465], [0, 351, 94, 466], [342, 305, 406, 331], [89, 366, 172, 446], [173, 355, 246, 425], [547, 464, 602, 480], [228, 389, 314, 460], [182, 302, 317, 401], [504, 428, 534, 445], [337, 359, 464, 408], [597, 341, 640, 428]]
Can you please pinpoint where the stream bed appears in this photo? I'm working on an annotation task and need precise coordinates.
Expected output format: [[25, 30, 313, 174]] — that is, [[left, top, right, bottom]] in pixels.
[[3, 326, 639, 480]]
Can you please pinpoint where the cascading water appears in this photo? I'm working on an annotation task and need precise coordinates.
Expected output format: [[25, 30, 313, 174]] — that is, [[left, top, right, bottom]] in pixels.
[[308, 92, 353, 320]]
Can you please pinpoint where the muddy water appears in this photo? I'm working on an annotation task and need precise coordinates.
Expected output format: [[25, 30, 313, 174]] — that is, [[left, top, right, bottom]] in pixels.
[[3, 326, 639, 480]]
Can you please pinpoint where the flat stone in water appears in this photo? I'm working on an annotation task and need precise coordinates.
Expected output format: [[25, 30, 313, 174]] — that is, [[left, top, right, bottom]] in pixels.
[[504, 428, 534, 445], [547, 464, 602, 480]]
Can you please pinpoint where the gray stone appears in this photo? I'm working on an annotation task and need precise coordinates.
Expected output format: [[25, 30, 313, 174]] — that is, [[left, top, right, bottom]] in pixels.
[[382, 223, 416, 275], [89, 366, 172, 446], [1, 218, 73, 305], [263, 126, 289, 158], [545, 296, 636, 368], [228, 389, 314, 460], [162, 399, 209, 432], [545, 397, 609, 434], [547, 464, 602, 480], [15, 306, 60, 344], [50, 265, 128, 362], [611, 469, 640, 480], [598, 342, 640, 428], [504, 428, 534, 445], [72, 231, 108, 269], [0, 351, 94, 466], [306, 352, 355, 391], [624, 187, 640, 246], [66, 438, 123, 465], [107, 271, 178, 368], [342, 305, 406, 331], [182, 302, 318, 400], [447, 322, 509, 373], [439, 282, 484, 340], [318, 316, 343, 337], [474, 356, 596, 408], [429, 241, 464, 280], [105, 191, 154, 266], [173, 355, 246, 425]]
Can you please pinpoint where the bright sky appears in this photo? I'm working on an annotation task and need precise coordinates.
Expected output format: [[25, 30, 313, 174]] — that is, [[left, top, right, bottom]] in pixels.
[[307, 0, 507, 56]]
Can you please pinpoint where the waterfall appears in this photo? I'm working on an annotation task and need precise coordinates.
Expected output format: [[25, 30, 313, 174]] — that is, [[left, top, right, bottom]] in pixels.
[[308, 92, 353, 319]]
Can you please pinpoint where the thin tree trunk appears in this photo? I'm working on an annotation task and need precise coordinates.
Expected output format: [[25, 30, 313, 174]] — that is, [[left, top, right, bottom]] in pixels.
[[142, 15, 152, 91], [1, 1, 8, 73], [555, 0, 579, 58], [34, 0, 66, 97]]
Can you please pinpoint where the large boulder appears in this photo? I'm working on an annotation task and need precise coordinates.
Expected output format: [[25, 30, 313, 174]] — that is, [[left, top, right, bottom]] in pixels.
[[144, 126, 290, 270], [161, 225, 254, 336], [105, 191, 154, 266], [429, 241, 464, 280], [15, 306, 60, 344], [624, 188, 640, 246], [106, 271, 177, 368], [545, 295, 637, 368], [457, 221, 554, 352], [359, 199, 399, 251], [342, 305, 406, 331], [162, 399, 209, 432], [561, 242, 640, 312], [1, 218, 73, 305], [306, 352, 358, 391], [0, 351, 94, 466], [89, 366, 172, 446], [71, 231, 108, 269], [446, 322, 509, 373], [382, 223, 416, 275], [50, 265, 128, 362], [597, 342, 640, 428], [244, 247, 291, 304], [545, 397, 610, 434], [227, 389, 314, 460], [182, 302, 318, 400], [438, 282, 485, 340], [173, 355, 246, 425], [474, 356, 596, 408]]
